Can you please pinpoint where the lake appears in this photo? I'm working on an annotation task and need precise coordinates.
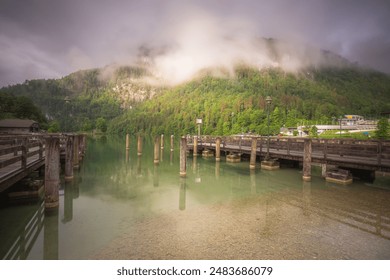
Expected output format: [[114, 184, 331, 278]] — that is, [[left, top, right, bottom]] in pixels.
[[1, 135, 390, 259]]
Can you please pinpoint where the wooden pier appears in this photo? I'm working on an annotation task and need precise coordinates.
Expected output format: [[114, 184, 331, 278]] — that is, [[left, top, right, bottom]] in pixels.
[[0, 133, 86, 208], [186, 135, 390, 180]]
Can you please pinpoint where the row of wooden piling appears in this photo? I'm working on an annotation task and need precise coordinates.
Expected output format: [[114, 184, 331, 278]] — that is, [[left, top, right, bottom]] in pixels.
[[126, 134, 315, 182], [45, 134, 86, 211]]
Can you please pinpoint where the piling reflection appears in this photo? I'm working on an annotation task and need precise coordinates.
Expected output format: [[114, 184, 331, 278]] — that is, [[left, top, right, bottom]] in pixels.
[[62, 180, 73, 223], [179, 178, 186, 211], [44, 209, 59, 260]]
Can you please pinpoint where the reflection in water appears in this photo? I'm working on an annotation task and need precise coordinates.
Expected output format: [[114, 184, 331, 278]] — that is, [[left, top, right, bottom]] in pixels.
[[44, 209, 59, 260], [1, 135, 390, 260], [179, 178, 186, 211]]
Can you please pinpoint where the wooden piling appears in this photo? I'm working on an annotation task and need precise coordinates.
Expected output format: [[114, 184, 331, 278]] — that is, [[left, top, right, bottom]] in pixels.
[[215, 137, 221, 162], [249, 137, 257, 169], [44, 136, 60, 210], [170, 135, 174, 152], [65, 135, 74, 181], [302, 139, 312, 181], [137, 135, 143, 155], [193, 136, 198, 156], [154, 136, 160, 164], [180, 136, 187, 177], [126, 133, 130, 151], [161, 134, 164, 150], [73, 135, 79, 169]]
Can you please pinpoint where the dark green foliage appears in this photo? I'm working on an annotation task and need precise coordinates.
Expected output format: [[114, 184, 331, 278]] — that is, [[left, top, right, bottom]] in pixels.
[[0, 92, 47, 127], [375, 118, 389, 139]]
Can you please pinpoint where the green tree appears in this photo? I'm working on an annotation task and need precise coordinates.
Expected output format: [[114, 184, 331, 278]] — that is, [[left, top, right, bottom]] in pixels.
[[375, 118, 389, 139], [47, 121, 60, 132], [96, 117, 107, 132]]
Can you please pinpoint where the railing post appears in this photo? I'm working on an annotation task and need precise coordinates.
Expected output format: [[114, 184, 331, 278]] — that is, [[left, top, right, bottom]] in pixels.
[[249, 137, 257, 169], [44, 136, 60, 210], [39, 138, 43, 160], [180, 136, 187, 177], [21, 138, 27, 169], [303, 138, 312, 181], [215, 137, 221, 162], [65, 135, 74, 181], [378, 141, 382, 167]]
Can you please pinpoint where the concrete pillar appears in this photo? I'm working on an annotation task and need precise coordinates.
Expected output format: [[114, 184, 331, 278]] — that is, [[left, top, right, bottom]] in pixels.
[[44, 136, 60, 210], [137, 135, 142, 156], [65, 135, 74, 181], [180, 136, 187, 177], [193, 136, 198, 156], [73, 135, 79, 169], [170, 135, 174, 152], [154, 136, 160, 164], [215, 137, 221, 162], [302, 139, 312, 181], [249, 137, 257, 169]]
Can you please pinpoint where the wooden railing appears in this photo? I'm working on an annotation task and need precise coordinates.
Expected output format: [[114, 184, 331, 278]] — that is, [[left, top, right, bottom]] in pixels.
[[188, 135, 390, 171]]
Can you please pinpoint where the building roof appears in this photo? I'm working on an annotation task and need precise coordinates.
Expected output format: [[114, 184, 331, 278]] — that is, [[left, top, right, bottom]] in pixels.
[[0, 119, 39, 128]]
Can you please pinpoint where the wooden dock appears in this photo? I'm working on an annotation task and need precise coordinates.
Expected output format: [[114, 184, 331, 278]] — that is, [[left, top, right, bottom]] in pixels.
[[186, 135, 390, 174], [0, 133, 86, 195]]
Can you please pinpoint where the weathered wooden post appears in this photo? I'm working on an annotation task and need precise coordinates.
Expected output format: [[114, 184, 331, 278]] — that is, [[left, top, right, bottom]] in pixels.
[[126, 133, 130, 151], [193, 135, 198, 156], [170, 135, 174, 152], [64, 135, 74, 181], [321, 164, 327, 178], [160, 134, 164, 150], [44, 136, 60, 210], [302, 138, 312, 181], [180, 136, 187, 177], [73, 134, 79, 169], [137, 135, 143, 156], [249, 137, 257, 169], [215, 137, 221, 162], [154, 136, 160, 164]]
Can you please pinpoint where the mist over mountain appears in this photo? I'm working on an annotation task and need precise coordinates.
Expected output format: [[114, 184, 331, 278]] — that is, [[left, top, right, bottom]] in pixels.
[[1, 36, 389, 136]]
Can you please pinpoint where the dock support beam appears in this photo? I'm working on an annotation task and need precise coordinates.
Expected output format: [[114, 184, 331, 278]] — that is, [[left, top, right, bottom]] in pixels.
[[249, 137, 257, 169], [303, 139, 312, 181], [44, 136, 60, 210], [65, 135, 74, 181], [180, 136, 187, 177], [215, 137, 221, 162]]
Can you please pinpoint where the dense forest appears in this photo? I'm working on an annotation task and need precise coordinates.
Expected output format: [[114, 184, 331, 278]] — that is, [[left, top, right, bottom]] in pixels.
[[1, 63, 390, 136], [108, 66, 390, 136]]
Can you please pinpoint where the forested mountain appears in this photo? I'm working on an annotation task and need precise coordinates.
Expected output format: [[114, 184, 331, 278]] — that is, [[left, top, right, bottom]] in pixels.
[[1, 47, 390, 135], [108, 65, 390, 136]]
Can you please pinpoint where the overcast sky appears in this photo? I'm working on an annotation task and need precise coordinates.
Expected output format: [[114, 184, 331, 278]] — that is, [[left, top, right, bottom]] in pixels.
[[0, 0, 389, 87]]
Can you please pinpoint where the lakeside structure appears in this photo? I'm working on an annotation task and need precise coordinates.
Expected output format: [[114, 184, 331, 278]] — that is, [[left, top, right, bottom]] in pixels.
[[280, 115, 378, 136]]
